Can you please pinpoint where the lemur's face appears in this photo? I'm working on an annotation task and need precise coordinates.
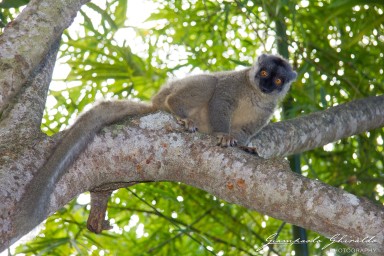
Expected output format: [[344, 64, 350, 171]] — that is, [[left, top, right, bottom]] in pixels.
[[255, 54, 297, 94]]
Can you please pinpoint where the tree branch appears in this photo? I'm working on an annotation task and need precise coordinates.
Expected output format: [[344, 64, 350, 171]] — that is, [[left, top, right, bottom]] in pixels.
[[0, 39, 60, 146], [252, 95, 384, 158], [1, 1, 382, 254], [2, 112, 382, 253], [0, 0, 90, 113], [41, 113, 384, 253]]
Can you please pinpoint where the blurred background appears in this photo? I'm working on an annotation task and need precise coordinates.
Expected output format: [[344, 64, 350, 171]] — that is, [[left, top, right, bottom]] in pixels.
[[1, 0, 383, 255]]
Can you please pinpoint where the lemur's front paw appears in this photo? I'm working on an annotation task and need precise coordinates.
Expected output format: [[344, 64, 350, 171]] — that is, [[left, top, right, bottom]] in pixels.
[[177, 118, 198, 132], [216, 133, 237, 147]]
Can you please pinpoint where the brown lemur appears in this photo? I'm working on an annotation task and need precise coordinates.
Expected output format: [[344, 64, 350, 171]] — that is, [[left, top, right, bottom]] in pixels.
[[152, 53, 297, 146], [22, 54, 296, 227]]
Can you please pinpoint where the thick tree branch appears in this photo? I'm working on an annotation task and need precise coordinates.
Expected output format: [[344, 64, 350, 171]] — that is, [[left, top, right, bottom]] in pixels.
[[0, 39, 61, 251], [0, 0, 90, 113], [252, 95, 384, 158], [38, 113, 384, 254], [0, 39, 60, 146], [0, 1, 382, 255], [2, 112, 383, 254]]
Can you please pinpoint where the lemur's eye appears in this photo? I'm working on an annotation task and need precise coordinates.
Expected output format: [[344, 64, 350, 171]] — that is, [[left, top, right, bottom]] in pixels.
[[275, 78, 282, 85], [260, 70, 268, 77]]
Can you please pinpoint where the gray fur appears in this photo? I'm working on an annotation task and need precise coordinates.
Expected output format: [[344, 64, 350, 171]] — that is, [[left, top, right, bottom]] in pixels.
[[25, 54, 296, 222], [153, 53, 297, 146]]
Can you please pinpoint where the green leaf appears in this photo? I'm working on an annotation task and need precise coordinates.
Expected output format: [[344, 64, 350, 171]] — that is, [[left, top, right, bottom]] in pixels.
[[115, 0, 128, 26], [329, 0, 384, 8], [86, 2, 118, 31], [0, 0, 29, 8], [346, 15, 384, 48]]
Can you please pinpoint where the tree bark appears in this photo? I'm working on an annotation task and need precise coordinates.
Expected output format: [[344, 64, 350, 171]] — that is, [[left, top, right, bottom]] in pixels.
[[252, 95, 384, 158], [0, 0, 90, 250], [0, 0, 383, 255], [0, 0, 90, 113], [1, 112, 383, 254]]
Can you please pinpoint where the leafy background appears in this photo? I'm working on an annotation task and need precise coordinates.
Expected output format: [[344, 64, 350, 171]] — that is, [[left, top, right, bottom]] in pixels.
[[1, 0, 383, 255]]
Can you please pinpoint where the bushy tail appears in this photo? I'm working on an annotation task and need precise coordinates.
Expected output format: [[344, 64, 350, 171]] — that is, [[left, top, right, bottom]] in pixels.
[[18, 101, 154, 227]]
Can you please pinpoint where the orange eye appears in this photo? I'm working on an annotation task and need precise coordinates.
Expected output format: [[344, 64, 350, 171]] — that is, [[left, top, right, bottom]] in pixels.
[[260, 70, 268, 77], [275, 78, 282, 85]]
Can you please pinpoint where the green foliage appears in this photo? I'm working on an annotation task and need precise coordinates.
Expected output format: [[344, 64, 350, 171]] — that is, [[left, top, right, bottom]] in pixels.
[[17, 183, 323, 255], [0, 0, 29, 9], [0, 0, 29, 28], [42, 0, 168, 135], [10, 0, 384, 255]]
